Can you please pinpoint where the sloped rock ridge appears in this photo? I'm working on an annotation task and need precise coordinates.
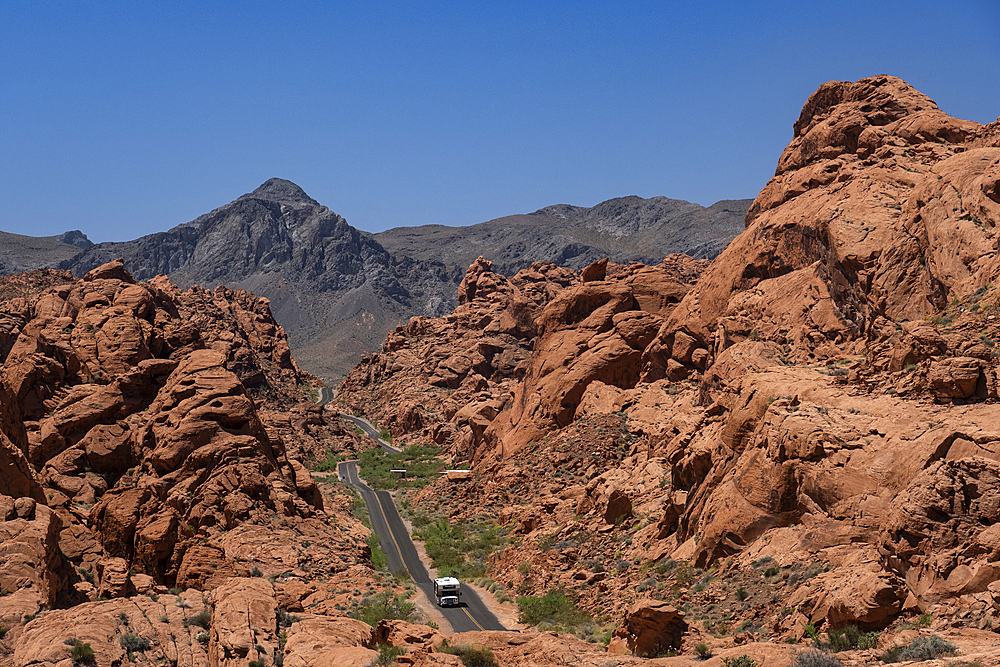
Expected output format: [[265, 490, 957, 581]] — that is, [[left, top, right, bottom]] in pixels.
[[55, 179, 748, 383], [338, 76, 1000, 660]]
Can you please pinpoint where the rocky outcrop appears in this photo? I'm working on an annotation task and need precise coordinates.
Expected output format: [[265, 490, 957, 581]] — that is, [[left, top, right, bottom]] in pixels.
[[608, 600, 686, 657], [0, 496, 65, 624], [0, 260, 350, 624], [50, 181, 747, 383], [339, 76, 1000, 646]]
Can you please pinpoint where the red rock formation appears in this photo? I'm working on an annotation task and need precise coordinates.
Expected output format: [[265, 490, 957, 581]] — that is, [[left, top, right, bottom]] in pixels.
[[0, 260, 355, 623], [339, 76, 1000, 652]]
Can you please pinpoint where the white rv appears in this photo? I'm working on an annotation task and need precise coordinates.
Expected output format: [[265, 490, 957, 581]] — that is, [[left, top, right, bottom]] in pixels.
[[433, 577, 461, 607]]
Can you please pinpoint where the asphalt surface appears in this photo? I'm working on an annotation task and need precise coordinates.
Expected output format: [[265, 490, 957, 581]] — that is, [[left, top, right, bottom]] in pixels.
[[318, 386, 506, 630], [339, 414, 401, 454], [337, 461, 506, 632]]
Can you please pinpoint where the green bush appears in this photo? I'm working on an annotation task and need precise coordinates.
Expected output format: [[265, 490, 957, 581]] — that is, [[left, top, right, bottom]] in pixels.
[[376, 644, 405, 666], [367, 532, 388, 571], [70, 641, 95, 664], [437, 641, 500, 667], [881, 635, 957, 663], [721, 655, 756, 667], [793, 649, 841, 667], [827, 625, 861, 652], [358, 445, 444, 490], [188, 610, 211, 629], [694, 642, 712, 659], [120, 633, 151, 652], [314, 451, 346, 472], [413, 518, 507, 579], [516, 587, 591, 628], [351, 590, 417, 627]]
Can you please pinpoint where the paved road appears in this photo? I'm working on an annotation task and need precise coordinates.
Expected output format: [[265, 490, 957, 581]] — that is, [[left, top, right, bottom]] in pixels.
[[314, 386, 402, 455], [339, 414, 401, 454], [337, 460, 506, 632], [317, 386, 505, 630], [317, 387, 335, 405]]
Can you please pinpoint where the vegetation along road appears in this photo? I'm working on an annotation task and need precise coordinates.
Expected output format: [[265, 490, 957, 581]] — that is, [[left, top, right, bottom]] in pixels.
[[318, 386, 504, 630], [337, 459, 506, 632]]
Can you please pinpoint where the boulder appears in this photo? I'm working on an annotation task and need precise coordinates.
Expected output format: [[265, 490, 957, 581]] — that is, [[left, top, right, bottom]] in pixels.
[[609, 599, 686, 657]]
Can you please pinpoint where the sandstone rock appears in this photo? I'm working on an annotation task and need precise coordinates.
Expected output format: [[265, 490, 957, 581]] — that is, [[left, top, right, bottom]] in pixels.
[[610, 599, 687, 657], [97, 556, 130, 599], [580, 258, 608, 282], [0, 498, 65, 623], [280, 613, 376, 667], [83, 258, 135, 283], [928, 356, 985, 399], [211, 578, 277, 667]]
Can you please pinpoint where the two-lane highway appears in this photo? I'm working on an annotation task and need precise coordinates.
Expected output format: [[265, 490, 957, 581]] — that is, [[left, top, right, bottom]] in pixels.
[[337, 460, 505, 632], [340, 414, 401, 454], [317, 385, 506, 631]]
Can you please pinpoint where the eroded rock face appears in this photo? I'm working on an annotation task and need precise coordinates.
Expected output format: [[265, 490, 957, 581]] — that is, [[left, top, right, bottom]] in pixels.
[[609, 599, 687, 657], [0, 496, 65, 623], [338, 76, 1000, 643], [0, 261, 335, 609]]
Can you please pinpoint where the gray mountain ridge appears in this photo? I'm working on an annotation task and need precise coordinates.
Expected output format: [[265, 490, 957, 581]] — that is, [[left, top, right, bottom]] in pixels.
[[7, 178, 750, 382]]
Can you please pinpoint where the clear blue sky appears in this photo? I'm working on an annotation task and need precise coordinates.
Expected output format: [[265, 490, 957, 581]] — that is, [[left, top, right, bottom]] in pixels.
[[1, 1, 997, 242]]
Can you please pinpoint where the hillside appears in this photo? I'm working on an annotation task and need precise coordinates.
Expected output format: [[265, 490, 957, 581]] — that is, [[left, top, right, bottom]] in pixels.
[[337, 75, 1000, 661], [53, 183, 747, 383], [0, 230, 92, 275], [374, 196, 750, 276]]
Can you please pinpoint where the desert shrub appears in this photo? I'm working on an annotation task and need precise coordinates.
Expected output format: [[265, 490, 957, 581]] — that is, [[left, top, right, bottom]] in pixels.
[[858, 631, 880, 650], [196, 631, 209, 643], [351, 590, 416, 627], [120, 633, 151, 652], [437, 641, 499, 667], [827, 625, 861, 652], [249, 566, 263, 577], [721, 655, 756, 667], [358, 444, 444, 490], [188, 610, 211, 629], [367, 532, 388, 571], [881, 635, 957, 663], [0, 626, 7, 639], [694, 642, 712, 659], [70, 641, 95, 664], [414, 518, 507, 579], [764, 566, 780, 577], [376, 644, 405, 666], [516, 587, 591, 628], [735, 587, 748, 602], [793, 649, 841, 667], [313, 450, 346, 472], [277, 608, 300, 628]]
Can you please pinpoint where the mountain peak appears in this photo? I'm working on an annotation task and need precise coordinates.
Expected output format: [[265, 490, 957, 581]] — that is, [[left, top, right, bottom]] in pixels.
[[243, 178, 318, 206]]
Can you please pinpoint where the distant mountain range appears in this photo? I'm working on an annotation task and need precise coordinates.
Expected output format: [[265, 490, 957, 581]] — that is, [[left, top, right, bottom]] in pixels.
[[2, 179, 750, 382], [0, 230, 93, 275]]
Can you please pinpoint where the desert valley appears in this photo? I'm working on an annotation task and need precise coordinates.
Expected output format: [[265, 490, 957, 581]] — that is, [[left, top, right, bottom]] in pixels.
[[2, 74, 1000, 667]]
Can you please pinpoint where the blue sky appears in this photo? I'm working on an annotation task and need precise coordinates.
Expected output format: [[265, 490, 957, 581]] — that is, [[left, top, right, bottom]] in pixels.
[[1, 1, 997, 241]]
